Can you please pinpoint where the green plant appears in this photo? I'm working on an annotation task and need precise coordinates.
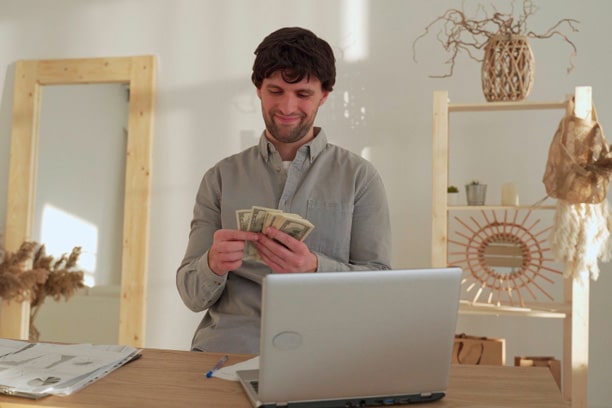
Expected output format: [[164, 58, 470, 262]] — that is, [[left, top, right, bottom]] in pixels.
[[412, 0, 579, 78], [468, 180, 482, 185], [447, 185, 459, 193]]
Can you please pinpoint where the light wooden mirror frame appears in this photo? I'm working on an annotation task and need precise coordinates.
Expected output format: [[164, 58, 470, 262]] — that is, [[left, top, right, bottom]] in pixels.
[[1, 56, 156, 347]]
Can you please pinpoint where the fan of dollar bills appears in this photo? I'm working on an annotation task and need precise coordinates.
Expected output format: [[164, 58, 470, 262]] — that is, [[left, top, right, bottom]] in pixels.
[[235, 206, 315, 261]]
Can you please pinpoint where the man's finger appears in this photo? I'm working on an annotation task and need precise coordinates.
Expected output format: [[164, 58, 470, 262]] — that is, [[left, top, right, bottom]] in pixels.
[[263, 226, 295, 249]]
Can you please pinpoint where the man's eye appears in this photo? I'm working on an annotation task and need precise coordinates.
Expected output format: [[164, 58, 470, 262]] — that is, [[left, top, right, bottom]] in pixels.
[[269, 90, 282, 95], [297, 93, 311, 99]]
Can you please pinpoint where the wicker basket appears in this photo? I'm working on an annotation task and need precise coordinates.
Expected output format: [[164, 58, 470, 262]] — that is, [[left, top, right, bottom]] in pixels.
[[481, 35, 535, 102]]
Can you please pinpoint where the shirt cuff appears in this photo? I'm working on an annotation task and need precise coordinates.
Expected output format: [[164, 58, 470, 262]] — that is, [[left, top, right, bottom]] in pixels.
[[197, 250, 227, 290], [314, 253, 343, 272]]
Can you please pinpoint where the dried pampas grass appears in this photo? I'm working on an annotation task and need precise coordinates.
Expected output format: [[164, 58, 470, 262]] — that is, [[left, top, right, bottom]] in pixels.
[[0, 236, 85, 341], [550, 200, 612, 281]]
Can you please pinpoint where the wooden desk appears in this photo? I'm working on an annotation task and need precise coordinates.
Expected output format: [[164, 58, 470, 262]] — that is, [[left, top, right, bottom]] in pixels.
[[0, 348, 568, 408]]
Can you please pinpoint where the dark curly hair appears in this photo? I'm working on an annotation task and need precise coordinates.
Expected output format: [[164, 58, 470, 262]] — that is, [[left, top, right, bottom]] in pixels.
[[251, 27, 336, 92]]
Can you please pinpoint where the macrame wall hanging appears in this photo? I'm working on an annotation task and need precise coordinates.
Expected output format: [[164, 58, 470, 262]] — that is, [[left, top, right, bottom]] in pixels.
[[543, 96, 612, 282]]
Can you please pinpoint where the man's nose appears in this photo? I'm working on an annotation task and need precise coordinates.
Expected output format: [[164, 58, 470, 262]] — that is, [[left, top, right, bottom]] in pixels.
[[278, 94, 298, 113]]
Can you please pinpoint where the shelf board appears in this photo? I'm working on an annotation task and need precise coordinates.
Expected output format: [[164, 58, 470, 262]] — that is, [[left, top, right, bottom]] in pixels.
[[449, 100, 567, 112], [447, 205, 556, 211], [459, 300, 569, 318]]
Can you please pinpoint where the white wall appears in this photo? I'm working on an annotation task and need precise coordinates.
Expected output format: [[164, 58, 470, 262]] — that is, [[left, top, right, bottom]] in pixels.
[[0, 1, 610, 406]]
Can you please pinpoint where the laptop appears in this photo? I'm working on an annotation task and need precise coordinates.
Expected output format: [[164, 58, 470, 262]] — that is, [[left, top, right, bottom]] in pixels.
[[237, 267, 462, 407]]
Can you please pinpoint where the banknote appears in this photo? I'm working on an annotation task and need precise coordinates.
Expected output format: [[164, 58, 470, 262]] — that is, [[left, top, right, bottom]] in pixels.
[[235, 209, 252, 231], [235, 206, 315, 262], [248, 206, 282, 233], [272, 214, 314, 242]]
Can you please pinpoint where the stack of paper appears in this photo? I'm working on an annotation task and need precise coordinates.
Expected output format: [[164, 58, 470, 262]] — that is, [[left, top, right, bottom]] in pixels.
[[0, 339, 140, 399]]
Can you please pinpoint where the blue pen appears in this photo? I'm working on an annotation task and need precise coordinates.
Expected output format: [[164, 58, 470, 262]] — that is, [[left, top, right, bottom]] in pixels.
[[206, 355, 229, 378]]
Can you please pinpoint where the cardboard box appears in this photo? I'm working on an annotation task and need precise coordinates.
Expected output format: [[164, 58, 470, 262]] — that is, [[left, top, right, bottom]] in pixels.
[[515, 356, 561, 390], [452, 334, 506, 366]]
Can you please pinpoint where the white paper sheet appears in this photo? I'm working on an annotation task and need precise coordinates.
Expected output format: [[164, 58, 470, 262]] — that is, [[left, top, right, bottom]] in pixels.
[[212, 356, 260, 381], [0, 340, 140, 398]]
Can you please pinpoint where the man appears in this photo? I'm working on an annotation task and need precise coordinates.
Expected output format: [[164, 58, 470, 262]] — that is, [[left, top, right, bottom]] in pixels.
[[177, 27, 392, 354]]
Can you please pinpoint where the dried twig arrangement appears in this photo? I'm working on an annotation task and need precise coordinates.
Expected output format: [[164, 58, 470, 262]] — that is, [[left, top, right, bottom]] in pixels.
[[412, 0, 580, 78], [0, 237, 85, 341]]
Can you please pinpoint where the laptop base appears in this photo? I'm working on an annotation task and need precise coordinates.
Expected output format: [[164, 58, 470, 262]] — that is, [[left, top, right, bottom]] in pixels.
[[261, 393, 445, 407], [238, 369, 445, 408]]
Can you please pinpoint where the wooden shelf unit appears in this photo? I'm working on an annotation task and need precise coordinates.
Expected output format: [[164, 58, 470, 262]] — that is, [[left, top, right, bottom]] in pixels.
[[431, 88, 590, 408]]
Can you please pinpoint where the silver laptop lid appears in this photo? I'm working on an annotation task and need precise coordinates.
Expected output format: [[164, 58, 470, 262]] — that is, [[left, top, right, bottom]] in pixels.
[[257, 268, 462, 405]]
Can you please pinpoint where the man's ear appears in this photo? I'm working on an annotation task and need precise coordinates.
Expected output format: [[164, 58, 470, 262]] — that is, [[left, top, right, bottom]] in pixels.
[[256, 87, 262, 100], [319, 90, 329, 106]]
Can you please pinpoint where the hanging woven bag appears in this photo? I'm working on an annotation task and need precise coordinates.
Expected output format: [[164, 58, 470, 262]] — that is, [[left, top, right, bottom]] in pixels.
[[543, 97, 612, 204]]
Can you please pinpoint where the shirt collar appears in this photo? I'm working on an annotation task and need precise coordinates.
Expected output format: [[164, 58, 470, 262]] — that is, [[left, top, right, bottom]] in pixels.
[[258, 127, 328, 163]]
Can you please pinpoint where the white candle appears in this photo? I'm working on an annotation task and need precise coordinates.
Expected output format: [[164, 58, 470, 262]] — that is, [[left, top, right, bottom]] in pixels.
[[501, 183, 519, 206]]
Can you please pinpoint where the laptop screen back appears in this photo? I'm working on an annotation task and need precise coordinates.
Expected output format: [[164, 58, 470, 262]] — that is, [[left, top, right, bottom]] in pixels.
[[257, 268, 462, 405]]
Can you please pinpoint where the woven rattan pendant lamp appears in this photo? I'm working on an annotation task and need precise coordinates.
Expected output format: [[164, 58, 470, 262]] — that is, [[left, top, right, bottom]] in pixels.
[[481, 35, 535, 102]]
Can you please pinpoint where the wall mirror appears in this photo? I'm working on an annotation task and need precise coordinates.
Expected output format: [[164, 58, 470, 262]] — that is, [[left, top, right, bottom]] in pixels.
[[1, 56, 156, 347], [448, 209, 563, 307]]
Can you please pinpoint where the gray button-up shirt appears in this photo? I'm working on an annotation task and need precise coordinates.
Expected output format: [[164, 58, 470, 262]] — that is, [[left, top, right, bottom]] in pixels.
[[177, 128, 392, 353]]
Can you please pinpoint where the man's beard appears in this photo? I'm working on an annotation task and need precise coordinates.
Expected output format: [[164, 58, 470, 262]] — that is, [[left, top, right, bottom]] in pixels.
[[264, 111, 316, 144]]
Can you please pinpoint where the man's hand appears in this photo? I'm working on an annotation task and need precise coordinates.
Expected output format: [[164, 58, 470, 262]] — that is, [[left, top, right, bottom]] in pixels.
[[208, 229, 260, 276], [253, 227, 318, 273]]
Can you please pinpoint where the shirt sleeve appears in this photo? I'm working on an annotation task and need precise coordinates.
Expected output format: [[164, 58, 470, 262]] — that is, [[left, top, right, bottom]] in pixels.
[[176, 168, 228, 312]]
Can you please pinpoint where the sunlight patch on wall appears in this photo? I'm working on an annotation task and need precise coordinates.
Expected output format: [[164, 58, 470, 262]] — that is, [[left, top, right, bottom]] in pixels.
[[343, 90, 367, 129], [40, 204, 98, 287], [361, 146, 371, 161], [340, 0, 369, 62]]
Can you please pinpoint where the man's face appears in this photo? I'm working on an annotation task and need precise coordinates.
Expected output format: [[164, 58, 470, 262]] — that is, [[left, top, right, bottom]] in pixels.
[[257, 71, 329, 145]]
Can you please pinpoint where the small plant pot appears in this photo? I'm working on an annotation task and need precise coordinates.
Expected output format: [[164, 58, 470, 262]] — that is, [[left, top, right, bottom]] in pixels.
[[447, 192, 459, 206], [466, 184, 487, 206]]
